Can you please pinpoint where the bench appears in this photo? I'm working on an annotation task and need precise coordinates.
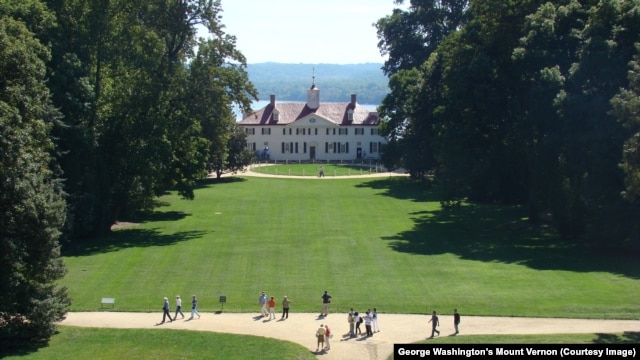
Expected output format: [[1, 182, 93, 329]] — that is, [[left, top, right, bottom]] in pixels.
[[101, 297, 115, 308]]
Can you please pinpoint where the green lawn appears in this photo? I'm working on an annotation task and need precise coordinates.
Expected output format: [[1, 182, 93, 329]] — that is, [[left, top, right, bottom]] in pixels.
[[6, 327, 636, 360], [60, 176, 640, 319], [3, 326, 315, 360], [249, 162, 386, 176]]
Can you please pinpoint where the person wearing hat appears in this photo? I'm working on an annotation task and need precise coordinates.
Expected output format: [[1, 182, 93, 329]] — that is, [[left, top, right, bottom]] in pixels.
[[161, 297, 173, 323], [281, 296, 291, 319], [174, 295, 185, 319], [315, 324, 325, 352]]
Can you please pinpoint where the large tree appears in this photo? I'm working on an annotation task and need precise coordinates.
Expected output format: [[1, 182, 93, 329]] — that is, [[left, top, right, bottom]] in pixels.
[[41, 0, 254, 236], [377, 0, 640, 248], [375, 0, 469, 76], [188, 36, 257, 179], [0, 14, 70, 349]]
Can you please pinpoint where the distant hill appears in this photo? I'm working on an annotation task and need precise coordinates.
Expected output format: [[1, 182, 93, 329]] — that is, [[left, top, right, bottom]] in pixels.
[[246, 63, 389, 105]]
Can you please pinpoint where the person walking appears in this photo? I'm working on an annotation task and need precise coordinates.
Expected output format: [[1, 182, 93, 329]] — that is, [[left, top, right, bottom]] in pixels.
[[190, 294, 201, 319], [281, 296, 291, 319], [320, 290, 332, 317], [268, 296, 276, 320], [161, 297, 173, 323], [324, 324, 332, 350], [372, 308, 380, 332], [174, 295, 185, 319], [259, 291, 268, 317], [315, 324, 326, 352], [428, 310, 440, 338], [453, 308, 461, 334]]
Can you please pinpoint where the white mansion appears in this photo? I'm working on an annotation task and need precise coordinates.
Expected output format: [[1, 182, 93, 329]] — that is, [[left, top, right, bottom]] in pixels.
[[238, 83, 386, 161]]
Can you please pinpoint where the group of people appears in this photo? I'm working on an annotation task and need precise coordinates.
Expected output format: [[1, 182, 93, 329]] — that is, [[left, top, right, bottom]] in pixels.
[[428, 309, 461, 338], [315, 324, 332, 352], [347, 308, 380, 338], [258, 292, 292, 320], [160, 295, 201, 323]]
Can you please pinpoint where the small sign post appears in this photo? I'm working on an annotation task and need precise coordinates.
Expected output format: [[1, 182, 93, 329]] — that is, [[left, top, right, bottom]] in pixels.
[[219, 296, 227, 313]]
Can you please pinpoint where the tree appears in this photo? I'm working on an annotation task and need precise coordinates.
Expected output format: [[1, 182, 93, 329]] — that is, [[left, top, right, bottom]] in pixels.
[[188, 36, 257, 179], [41, 0, 247, 235], [375, 0, 469, 76], [0, 14, 70, 350], [612, 48, 640, 202]]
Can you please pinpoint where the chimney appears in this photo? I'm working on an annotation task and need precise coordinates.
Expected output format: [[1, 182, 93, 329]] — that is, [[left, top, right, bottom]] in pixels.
[[350, 94, 357, 107], [270, 94, 276, 107]]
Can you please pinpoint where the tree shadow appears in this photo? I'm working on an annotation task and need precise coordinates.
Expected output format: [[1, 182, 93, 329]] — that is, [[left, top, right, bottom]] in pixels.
[[592, 331, 640, 344], [355, 177, 439, 202], [357, 178, 639, 278], [64, 228, 207, 257], [196, 176, 247, 189], [138, 210, 189, 223]]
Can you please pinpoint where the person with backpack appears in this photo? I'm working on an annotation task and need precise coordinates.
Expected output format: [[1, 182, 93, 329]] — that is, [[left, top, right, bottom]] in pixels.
[[354, 311, 363, 335]]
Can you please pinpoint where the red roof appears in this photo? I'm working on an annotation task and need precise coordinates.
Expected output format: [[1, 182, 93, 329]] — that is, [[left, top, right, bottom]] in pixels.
[[238, 102, 379, 126]]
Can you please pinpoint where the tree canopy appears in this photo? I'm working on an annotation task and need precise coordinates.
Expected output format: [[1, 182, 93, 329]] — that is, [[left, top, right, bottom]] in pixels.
[[1, 0, 256, 349], [376, 0, 640, 249], [0, 9, 70, 349]]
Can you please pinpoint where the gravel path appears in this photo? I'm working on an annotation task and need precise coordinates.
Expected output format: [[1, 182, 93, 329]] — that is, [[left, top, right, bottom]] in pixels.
[[60, 312, 639, 360]]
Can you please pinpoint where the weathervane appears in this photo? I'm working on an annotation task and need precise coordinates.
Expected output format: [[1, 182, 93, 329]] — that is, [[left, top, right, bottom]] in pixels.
[[312, 67, 316, 87]]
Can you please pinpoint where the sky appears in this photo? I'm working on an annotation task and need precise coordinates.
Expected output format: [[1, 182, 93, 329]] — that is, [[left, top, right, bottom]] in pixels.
[[211, 0, 406, 64]]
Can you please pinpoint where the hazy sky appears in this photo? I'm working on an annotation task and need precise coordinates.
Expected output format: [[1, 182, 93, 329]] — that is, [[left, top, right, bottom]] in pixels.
[[213, 0, 405, 64]]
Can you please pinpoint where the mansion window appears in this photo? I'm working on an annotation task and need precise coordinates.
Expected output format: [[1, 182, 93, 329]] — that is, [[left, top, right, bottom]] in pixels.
[[370, 128, 380, 136], [261, 128, 271, 135], [326, 142, 349, 153], [370, 142, 381, 153], [338, 128, 348, 135], [246, 128, 255, 135], [281, 142, 307, 154], [355, 128, 364, 135]]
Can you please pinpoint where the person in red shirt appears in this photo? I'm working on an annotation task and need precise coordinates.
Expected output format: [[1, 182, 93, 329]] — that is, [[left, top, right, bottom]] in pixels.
[[268, 297, 276, 320], [324, 324, 332, 350]]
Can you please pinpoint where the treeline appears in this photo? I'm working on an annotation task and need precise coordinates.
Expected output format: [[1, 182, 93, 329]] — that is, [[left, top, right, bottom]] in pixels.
[[246, 62, 389, 104], [376, 0, 640, 250], [0, 0, 256, 349]]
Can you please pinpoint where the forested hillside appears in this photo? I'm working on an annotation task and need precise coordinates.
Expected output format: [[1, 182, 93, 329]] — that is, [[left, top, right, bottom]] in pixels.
[[246, 63, 388, 104]]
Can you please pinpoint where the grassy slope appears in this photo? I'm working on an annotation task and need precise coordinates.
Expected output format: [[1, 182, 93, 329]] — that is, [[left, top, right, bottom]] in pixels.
[[60, 177, 640, 318]]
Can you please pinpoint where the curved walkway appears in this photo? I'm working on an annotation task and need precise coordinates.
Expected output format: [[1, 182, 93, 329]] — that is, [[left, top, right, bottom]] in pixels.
[[218, 164, 409, 180], [60, 312, 639, 360]]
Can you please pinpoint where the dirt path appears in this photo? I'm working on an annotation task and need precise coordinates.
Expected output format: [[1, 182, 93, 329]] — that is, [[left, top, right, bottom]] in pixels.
[[217, 164, 409, 180], [60, 312, 639, 360]]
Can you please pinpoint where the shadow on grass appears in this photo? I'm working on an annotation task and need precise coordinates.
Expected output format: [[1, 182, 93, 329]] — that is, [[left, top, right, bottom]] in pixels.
[[64, 228, 207, 257], [356, 177, 439, 202], [593, 331, 640, 344], [359, 178, 639, 278], [196, 176, 247, 189]]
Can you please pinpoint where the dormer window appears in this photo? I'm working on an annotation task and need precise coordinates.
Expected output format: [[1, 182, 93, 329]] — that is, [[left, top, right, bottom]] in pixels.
[[273, 109, 280, 122], [348, 109, 354, 122]]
